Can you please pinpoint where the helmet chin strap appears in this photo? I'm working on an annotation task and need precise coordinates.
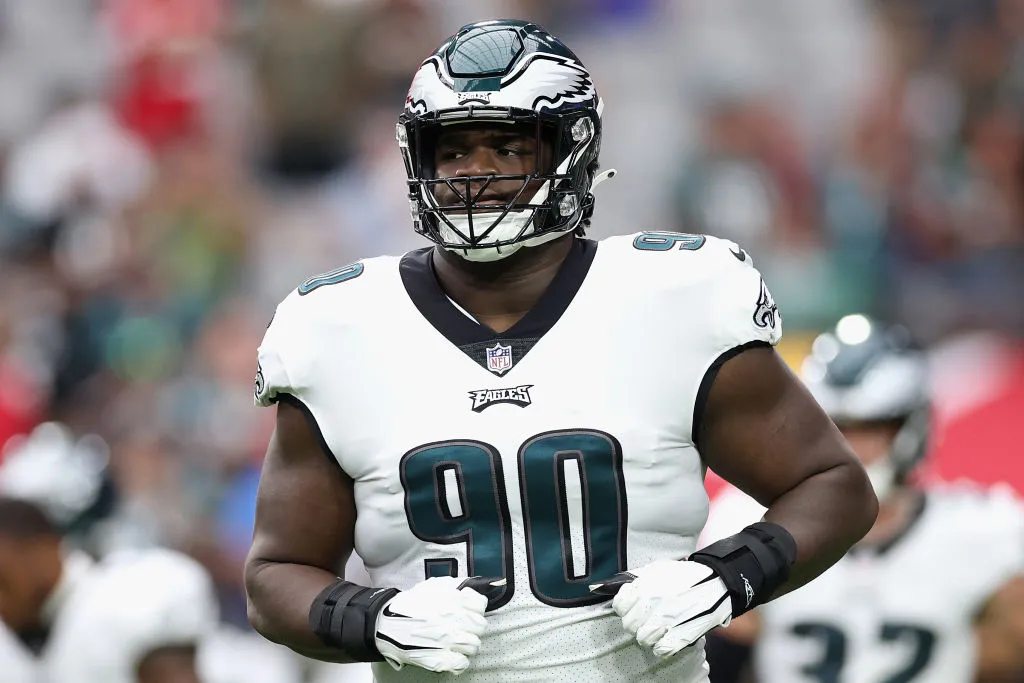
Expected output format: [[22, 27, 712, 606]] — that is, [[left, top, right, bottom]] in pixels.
[[438, 168, 619, 263]]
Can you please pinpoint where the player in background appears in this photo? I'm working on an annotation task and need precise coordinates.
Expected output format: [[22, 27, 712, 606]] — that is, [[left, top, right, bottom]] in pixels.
[[701, 314, 1024, 683], [244, 19, 878, 682], [0, 423, 220, 683]]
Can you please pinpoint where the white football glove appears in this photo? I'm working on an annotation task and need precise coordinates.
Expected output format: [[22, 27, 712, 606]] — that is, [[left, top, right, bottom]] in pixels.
[[374, 576, 494, 675], [594, 560, 733, 658]]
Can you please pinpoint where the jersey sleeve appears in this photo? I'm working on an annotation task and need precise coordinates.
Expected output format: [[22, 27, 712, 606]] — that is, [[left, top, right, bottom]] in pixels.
[[704, 237, 783, 353], [951, 484, 1024, 613], [254, 292, 304, 407], [683, 236, 783, 444], [45, 549, 219, 683]]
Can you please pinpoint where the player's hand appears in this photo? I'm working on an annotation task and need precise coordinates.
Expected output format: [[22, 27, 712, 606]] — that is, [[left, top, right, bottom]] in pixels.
[[591, 560, 733, 658], [375, 575, 496, 675]]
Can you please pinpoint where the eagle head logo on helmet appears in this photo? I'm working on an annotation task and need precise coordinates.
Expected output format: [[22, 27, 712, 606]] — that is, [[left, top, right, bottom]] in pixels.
[[396, 20, 613, 262]]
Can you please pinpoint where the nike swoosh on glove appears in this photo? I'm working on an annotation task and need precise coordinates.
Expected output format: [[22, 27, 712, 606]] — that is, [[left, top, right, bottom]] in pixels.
[[600, 560, 733, 658], [375, 576, 494, 675]]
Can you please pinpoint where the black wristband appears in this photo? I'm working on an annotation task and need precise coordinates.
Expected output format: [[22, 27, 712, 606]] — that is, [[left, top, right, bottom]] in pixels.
[[308, 580, 400, 661], [689, 521, 797, 617]]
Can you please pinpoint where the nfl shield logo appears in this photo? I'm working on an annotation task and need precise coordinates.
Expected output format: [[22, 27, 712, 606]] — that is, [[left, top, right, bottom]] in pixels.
[[485, 342, 514, 375]]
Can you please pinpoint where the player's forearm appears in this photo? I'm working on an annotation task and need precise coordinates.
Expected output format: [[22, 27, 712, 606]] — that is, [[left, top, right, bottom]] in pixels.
[[244, 559, 359, 664], [973, 577, 1024, 682], [763, 460, 877, 596], [974, 633, 1024, 683]]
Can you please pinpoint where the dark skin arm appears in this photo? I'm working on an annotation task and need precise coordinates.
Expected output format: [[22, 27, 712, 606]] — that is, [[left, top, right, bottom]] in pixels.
[[244, 399, 359, 663], [136, 645, 201, 683], [699, 347, 878, 596], [974, 576, 1024, 682]]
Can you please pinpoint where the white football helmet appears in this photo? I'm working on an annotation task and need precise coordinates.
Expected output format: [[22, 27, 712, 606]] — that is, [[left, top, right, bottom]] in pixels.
[[801, 314, 931, 500], [0, 421, 110, 528]]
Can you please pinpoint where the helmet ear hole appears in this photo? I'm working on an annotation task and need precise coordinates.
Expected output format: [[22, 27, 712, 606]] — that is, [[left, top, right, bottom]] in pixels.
[[415, 125, 439, 179], [535, 121, 559, 175]]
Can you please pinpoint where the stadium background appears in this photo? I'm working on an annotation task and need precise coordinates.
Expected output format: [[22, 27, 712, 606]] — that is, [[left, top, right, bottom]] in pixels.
[[0, 0, 1022, 681]]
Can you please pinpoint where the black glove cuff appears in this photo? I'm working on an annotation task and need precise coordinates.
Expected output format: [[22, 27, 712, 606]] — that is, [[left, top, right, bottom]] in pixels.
[[688, 521, 797, 617], [308, 580, 400, 661]]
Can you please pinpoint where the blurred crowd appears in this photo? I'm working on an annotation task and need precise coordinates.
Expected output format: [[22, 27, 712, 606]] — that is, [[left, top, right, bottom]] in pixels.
[[0, 0, 1022, 679]]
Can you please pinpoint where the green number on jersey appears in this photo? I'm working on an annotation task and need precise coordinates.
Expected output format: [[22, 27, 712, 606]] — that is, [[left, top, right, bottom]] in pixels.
[[399, 429, 628, 610]]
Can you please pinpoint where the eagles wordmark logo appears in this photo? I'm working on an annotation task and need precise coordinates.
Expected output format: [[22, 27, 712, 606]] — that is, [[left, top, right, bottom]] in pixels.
[[457, 91, 492, 105], [469, 385, 533, 413]]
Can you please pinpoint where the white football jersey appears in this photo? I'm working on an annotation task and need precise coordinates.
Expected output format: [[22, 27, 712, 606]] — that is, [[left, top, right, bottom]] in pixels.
[[0, 547, 219, 683], [0, 550, 96, 683], [702, 483, 1024, 683], [256, 232, 783, 683], [0, 627, 36, 683], [0, 627, 35, 683], [46, 547, 219, 683]]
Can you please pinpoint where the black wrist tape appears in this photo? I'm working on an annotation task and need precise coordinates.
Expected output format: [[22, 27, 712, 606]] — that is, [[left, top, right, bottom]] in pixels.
[[688, 521, 797, 617], [308, 580, 400, 661]]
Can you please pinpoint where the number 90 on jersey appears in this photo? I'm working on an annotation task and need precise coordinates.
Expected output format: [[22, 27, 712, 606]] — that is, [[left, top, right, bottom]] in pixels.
[[399, 429, 629, 611]]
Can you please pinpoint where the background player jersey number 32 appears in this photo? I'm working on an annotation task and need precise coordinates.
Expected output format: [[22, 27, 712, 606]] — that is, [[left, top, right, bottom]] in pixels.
[[400, 428, 628, 611]]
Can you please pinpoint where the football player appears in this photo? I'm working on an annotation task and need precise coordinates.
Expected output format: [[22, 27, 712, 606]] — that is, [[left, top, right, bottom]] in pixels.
[[244, 19, 879, 682], [701, 314, 1024, 683], [0, 497, 220, 683], [0, 424, 220, 683]]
